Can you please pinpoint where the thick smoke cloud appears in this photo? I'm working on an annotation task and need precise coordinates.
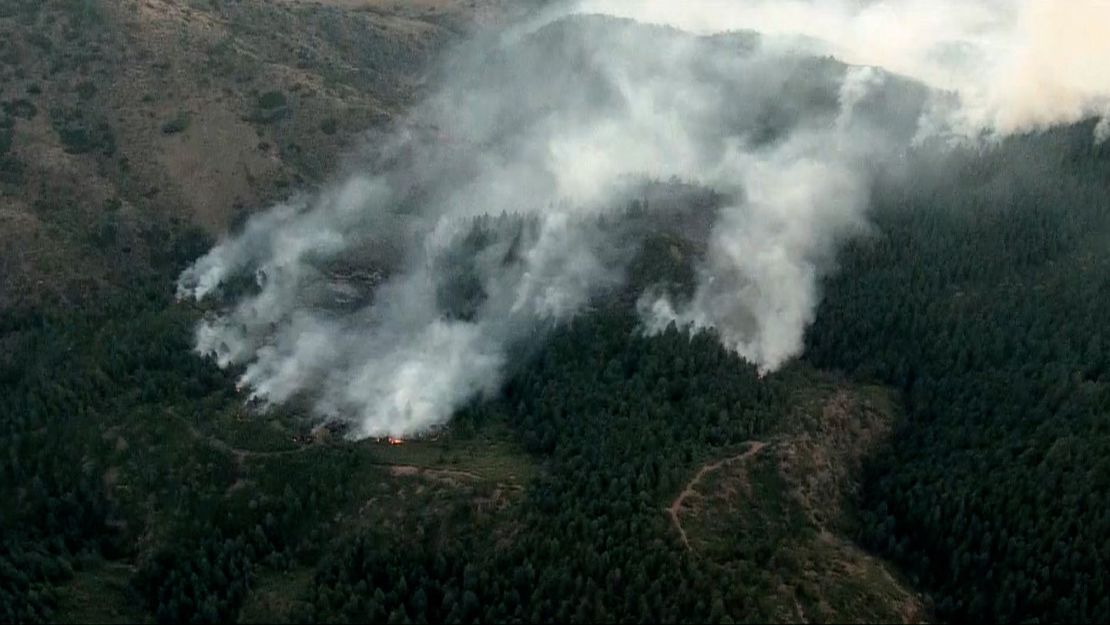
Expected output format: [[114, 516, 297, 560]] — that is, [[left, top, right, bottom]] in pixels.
[[179, 1, 1107, 438], [572, 0, 1110, 140]]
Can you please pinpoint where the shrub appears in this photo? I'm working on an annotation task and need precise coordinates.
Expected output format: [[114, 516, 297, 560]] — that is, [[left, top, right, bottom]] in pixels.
[[27, 32, 53, 52], [0, 154, 24, 184], [2, 99, 37, 119], [50, 107, 115, 155], [76, 81, 97, 100], [256, 90, 287, 110], [161, 111, 190, 135]]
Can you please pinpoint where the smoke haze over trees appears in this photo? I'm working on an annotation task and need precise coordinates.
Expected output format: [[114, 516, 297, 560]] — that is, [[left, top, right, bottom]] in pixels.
[[182, 1, 1110, 439], [5, 1, 1110, 623]]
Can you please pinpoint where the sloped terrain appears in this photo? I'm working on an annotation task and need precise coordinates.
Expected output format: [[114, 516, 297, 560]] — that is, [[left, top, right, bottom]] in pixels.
[[0, 0, 499, 309], [13, 4, 1109, 625], [674, 376, 927, 623]]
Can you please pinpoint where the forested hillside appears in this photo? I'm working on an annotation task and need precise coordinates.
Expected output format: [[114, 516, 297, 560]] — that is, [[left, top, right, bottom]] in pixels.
[[4, 1, 1110, 624], [807, 121, 1110, 623], [6, 93, 1110, 625], [1, 230, 921, 623]]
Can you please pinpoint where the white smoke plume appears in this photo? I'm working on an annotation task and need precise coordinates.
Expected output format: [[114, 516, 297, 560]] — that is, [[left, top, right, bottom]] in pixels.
[[179, 1, 1108, 438], [572, 0, 1110, 140]]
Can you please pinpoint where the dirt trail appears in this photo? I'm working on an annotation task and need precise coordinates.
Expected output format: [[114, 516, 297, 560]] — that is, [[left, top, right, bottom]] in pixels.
[[667, 440, 767, 550], [182, 420, 307, 467], [384, 464, 482, 481], [182, 418, 487, 482]]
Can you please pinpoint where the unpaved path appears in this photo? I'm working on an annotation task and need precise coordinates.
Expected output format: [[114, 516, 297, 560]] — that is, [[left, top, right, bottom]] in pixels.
[[385, 464, 482, 481], [182, 418, 487, 482], [182, 420, 307, 467], [667, 440, 767, 550]]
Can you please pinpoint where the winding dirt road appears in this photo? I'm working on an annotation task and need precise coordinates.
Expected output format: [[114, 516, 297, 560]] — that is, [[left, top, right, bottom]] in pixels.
[[667, 440, 767, 550], [183, 418, 486, 482]]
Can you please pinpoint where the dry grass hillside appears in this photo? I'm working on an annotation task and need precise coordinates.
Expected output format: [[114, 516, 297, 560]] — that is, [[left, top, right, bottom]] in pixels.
[[0, 0, 505, 310]]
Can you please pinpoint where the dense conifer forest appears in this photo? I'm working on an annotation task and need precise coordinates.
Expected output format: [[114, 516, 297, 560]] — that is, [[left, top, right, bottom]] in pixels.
[[4, 121, 1110, 623], [3, 2, 1110, 623], [808, 122, 1110, 623]]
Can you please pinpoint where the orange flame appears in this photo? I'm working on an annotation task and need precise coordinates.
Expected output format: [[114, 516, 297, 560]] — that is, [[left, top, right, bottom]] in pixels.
[[387, 437, 404, 446]]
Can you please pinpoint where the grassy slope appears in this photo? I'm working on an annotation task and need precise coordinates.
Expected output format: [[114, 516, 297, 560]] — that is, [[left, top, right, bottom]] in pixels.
[[0, 0, 495, 310]]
